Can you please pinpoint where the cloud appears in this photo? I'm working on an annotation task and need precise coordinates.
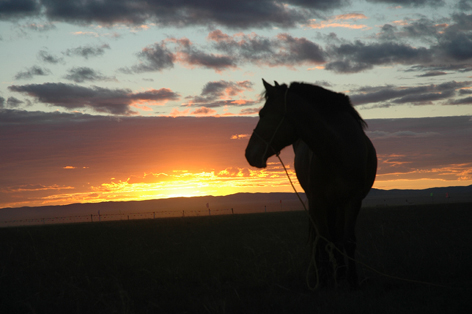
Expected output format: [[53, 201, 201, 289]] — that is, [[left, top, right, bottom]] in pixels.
[[0, 0, 347, 29], [20, 22, 56, 32], [173, 38, 238, 72], [122, 42, 175, 73], [0, 0, 40, 19], [63, 44, 110, 59], [184, 80, 254, 108], [456, 0, 472, 10], [191, 107, 217, 116], [208, 30, 326, 67], [14, 66, 51, 80], [64, 67, 116, 83], [448, 96, 472, 105], [365, 0, 445, 7], [325, 41, 431, 73], [125, 31, 326, 73], [349, 81, 472, 106], [1, 97, 28, 109], [239, 107, 261, 115], [37, 50, 63, 64], [1, 97, 24, 109], [230, 134, 250, 140], [8, 83, 180, 115], [366, 130, 438, 139], [306, 13, 369, 29], [416, 71, 447, 77], [319, 13, 472, 74]]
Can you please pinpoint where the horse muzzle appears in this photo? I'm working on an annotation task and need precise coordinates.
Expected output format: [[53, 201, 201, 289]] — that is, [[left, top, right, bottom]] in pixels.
[[245, 147, 267, 168]]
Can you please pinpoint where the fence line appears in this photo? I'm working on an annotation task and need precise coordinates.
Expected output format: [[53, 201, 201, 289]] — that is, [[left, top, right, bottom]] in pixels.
[[0, 208, 239, 227]]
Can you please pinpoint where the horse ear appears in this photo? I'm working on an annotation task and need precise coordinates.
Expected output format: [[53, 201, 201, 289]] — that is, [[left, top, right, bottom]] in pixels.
[[274, 81, 279, 86], [262, 79, 273, 90]]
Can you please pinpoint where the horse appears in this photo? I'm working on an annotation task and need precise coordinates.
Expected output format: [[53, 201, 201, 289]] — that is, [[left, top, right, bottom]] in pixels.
[[245, 80, 377, 289]]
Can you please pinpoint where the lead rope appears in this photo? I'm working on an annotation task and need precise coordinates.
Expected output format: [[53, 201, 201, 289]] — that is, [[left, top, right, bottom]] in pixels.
[[276, 153, 320, 290]]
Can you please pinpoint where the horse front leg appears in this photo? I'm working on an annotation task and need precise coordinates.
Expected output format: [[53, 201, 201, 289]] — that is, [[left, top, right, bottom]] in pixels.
[[308, 197, 334, 288], [343, 198, 362, 289]]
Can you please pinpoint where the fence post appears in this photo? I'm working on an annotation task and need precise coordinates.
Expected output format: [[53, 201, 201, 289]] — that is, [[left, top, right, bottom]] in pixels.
[[91, 214, 93, 222]]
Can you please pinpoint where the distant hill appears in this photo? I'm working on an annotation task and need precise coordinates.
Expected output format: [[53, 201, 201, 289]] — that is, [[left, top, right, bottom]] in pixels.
[[364, 185, 472, 207], [1, 186, 471, 227]]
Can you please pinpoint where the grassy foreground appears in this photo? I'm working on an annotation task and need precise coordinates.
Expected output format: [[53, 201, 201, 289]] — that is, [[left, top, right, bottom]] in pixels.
[[1, 203, 471, 313]]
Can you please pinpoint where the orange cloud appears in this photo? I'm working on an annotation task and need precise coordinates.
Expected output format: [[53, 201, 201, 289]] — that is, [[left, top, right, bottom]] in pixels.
[[307, 13, 369, 30], [191, 107, 217, 116], [230, 134, 250, 140]]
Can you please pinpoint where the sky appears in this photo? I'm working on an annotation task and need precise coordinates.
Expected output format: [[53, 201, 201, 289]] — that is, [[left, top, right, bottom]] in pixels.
[[1, 0, 471, 209]]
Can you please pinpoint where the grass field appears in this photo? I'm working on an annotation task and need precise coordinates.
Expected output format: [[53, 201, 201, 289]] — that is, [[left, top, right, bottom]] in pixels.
[[1, 203, 471, 313]]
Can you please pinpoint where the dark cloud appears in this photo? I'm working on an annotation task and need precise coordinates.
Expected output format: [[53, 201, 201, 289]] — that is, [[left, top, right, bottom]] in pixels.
[[14, 66, 51, 80], [125, 32, 325, 73], [174, 38, 237, 71], [64, 67, 116, 83], [6, 97, 24, 108], [37, 50, 63, 64], [416, 71, 447, 77], [191, 107, 217, 115], [406, 64, 472, 73], [448, 96, 472, 105], [123, 38, 238, 73], [456, 0, 472, 11], [313, 80, 332, 87], [239, 107, 261, 115], [63, 44, 110, 59], [377, 24, 398, 41], [434, 32, 472, 63], [365, 0, 445, 7], [122, 42, 175, 73], [8, 83, 180, 115], [330, 14, 472, 74], [201, 80, 253, 99], [0, 0, 40, 19], [184, 80, 255, 108], [1, 0, 346, 29], [325, 41, 431, 73], [375, 17, 448, 44], [0, 97, 25, 109], [209, 30, 326, 67], [349, 81, 472, 106]]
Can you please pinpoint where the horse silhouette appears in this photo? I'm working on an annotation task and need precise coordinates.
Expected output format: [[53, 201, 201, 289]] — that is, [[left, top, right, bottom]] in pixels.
[[245, 80, 377, 288]]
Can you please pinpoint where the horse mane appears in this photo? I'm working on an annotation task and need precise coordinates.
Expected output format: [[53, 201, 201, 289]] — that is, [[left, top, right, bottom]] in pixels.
[[288, 82, 367, 129]]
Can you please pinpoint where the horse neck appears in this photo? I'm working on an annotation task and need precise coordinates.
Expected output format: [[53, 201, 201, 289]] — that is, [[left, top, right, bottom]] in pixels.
[[286, 92, 340, 160]]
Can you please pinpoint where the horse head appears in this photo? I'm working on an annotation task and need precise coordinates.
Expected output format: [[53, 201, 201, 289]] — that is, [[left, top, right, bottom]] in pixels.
[[245, 79, 298, 168]]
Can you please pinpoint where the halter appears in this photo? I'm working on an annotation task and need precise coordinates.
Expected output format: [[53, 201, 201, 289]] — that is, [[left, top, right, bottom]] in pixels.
[[253, 87, 289, 161]]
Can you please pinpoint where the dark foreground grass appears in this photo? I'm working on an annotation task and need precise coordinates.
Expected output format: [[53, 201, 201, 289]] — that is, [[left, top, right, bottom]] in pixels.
[[1, 203, 471, 313]]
